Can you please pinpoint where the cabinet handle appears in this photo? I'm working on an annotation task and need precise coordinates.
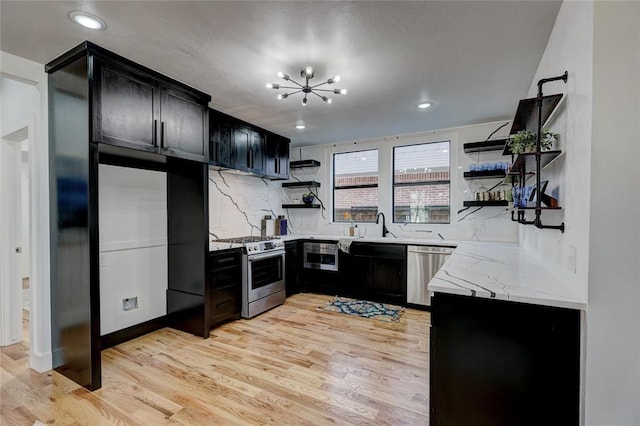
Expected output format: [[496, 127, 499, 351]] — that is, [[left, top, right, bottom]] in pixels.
[[275, 158, 279, 174], [160, 121, 165, 149], [249, 150, 254, 169], [153, 120, 158, 146]]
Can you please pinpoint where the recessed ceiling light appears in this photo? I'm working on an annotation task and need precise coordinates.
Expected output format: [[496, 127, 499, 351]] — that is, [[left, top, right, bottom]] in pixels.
[[418, 102, 432, 109], [295, 124, 306, 130], [69, 11, 106, 30]]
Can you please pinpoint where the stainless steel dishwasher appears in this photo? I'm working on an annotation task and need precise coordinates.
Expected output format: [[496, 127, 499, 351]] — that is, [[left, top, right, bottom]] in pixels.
[[407, 245, 455, 306]]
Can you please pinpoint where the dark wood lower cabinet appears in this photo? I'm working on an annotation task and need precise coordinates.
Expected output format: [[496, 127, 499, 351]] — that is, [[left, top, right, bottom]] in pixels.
[[345, 242, 406, 305], [208, 249, 242, 328], [285, 241, 300, 296], [430, 292, 580, 426]]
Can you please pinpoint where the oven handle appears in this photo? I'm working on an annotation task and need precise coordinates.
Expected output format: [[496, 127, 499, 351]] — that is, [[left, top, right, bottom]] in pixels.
[[247, 250, 285, 262]]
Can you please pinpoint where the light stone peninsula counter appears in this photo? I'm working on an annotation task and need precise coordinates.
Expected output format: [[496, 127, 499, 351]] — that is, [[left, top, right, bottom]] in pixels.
[[210, 235, 586, 310], [428, 241, 585, 310]]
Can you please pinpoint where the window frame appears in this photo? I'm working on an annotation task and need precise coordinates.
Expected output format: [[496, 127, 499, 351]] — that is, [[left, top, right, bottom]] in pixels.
[[332, 148, 379, 223], [392, 140, 451, 225]]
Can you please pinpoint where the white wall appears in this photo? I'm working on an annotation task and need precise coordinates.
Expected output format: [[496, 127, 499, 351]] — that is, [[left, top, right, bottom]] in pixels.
[[286, 121, 518, 242], [523, 2, 640, 424], [586, 2, 640, 425], [208, 121, 519, 243], [520, 1, 594, 302], [0, 51, 51, 372]]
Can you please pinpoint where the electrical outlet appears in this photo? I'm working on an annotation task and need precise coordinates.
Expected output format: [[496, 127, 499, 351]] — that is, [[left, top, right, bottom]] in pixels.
[[123, 297, 138, 311], [565, 245, 577, 274]]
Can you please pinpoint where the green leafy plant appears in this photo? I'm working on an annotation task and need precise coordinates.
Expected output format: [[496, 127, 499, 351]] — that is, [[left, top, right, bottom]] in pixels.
[[508, 129, 558, 154]]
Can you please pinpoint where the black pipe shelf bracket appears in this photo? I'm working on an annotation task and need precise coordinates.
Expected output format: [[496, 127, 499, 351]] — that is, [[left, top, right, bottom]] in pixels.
[[509, 71, 568, 233]]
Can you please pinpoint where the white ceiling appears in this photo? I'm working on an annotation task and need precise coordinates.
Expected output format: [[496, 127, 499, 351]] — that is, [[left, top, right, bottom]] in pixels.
[[0, 1, 561, 147]]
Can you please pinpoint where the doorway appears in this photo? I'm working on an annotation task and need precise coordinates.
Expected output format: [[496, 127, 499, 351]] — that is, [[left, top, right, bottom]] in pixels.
[[0, 75, 37, 353]]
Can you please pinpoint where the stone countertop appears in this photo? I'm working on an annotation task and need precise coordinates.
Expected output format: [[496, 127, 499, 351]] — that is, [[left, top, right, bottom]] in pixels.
[[208, 234, 586, 310], [209, 241, 244, 252], [428, 241, 586, 311]]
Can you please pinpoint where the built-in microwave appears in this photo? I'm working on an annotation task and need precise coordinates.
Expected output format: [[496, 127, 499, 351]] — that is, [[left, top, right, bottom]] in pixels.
[[303, 242, 339, 272]]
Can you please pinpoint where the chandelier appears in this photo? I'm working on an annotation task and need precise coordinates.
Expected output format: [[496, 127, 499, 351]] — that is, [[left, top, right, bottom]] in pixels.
[[266, 66, 347, 106]]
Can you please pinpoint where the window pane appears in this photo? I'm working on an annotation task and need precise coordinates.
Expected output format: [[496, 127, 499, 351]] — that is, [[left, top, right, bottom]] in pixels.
[[393, 184, 449, 223], [334, 149, 378, 222], [335, 187, 379, 222], [334, 149, 378, 187], [393, 141, 450, 224]]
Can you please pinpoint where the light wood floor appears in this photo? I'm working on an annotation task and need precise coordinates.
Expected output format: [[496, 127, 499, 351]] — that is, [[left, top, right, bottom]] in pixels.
[[1, 293, 430, 425]]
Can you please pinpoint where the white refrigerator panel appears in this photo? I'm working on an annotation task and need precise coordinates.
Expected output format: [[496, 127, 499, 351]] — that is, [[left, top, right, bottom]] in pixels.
[[99, 245, 167, 336], [98, 164, 167, 252]]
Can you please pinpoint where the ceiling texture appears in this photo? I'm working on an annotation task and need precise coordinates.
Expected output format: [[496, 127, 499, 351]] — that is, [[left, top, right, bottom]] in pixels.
[[0, 1, 561, 147]]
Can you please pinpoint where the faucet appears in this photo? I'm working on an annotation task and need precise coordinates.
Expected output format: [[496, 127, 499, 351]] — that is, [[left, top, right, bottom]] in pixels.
[[376, 212, 389, 237]]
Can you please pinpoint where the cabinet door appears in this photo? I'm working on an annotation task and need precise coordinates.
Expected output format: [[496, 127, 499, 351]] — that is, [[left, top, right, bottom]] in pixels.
[[264, 134, 278, 178], [160, 86, 208, 163], [208, 250, 242, 328], [276, 137, 290, 179], [93, 60, 158, 151], [233, 126, 251, 171], [249, 130, 265, 174], [264, 136, 290, 180], [346, 255, 372, 299], [210, 111, 234, 168], [371, 258, 405, 305]]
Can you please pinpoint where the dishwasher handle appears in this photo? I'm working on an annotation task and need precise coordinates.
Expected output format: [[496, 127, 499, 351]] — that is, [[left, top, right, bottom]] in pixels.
[[407, 245, 455, 255]]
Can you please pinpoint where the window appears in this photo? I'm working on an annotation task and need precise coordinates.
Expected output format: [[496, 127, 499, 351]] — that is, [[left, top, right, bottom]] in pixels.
[[393, 141, 450, 224], [333, 149, 379, 222]]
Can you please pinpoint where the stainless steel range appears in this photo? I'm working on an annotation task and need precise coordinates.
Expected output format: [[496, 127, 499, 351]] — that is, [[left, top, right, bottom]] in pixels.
[[212, 236, 286, 318]]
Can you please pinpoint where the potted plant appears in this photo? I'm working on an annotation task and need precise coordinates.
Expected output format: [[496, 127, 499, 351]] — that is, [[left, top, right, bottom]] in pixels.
[[302, 192, 315, 204], [508, 129, 558, 154]]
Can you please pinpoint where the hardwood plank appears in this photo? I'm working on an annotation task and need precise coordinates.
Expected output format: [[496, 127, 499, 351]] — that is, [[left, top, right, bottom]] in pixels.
[[1, 293, 430, 425]]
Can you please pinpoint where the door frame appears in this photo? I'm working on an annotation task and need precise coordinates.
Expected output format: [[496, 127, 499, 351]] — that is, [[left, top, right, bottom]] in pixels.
[[0, 51, 51, 372]]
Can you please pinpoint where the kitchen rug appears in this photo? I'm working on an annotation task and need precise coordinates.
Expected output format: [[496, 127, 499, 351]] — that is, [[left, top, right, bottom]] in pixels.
[[319, 296, 404, 322]]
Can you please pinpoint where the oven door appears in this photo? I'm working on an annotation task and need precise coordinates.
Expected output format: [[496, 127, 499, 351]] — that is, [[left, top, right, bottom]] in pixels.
[[246, 250, 285, 302]]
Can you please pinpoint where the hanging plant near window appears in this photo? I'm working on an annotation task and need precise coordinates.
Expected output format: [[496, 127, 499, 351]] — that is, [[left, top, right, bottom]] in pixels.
[[508, 129, 559, 154]]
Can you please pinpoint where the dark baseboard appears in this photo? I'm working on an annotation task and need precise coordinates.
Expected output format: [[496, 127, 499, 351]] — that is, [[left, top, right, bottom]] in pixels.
[[405, 302, 431, 312], [100, 316, 167, 350]]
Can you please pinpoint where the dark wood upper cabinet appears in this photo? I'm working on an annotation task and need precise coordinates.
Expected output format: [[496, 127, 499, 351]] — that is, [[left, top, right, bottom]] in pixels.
[[92, 60, 158, 151], [209, 110, 234, 168], [208, 108, 289, 179], [87, 49, 209, 163], [249, 129, 266, 175], [233, 125, 252, 172], [160, 86, 208, 162], [264, 134, 290, 180]]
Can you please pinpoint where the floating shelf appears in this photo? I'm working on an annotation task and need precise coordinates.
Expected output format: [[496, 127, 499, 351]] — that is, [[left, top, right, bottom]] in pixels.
[[282, 203, 321, 209], [463, 170, 507, 180], [289, 159, 321, 168], [507, 150, 562, 176], [514, 206, 562, 211], [463, 200, 509, 207], [282, 181, 321, 189], [463, 139, 508, 153], [509, 94, 564, 135]]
